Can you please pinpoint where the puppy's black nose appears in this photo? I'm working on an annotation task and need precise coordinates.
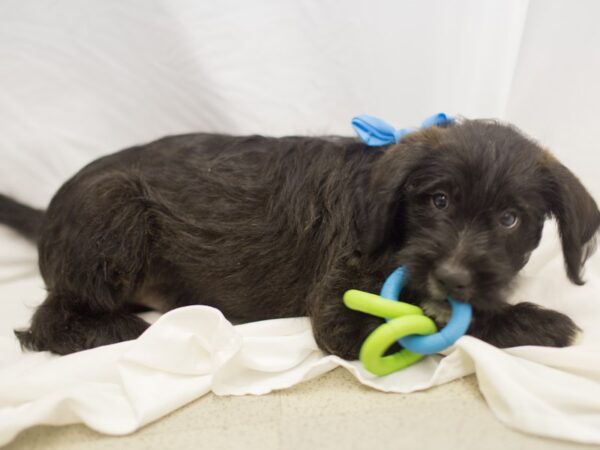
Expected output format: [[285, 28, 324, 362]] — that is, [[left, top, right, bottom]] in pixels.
[[434, 263, 471, 297]]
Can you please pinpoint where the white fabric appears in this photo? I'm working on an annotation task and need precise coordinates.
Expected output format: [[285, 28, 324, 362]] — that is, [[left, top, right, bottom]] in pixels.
[[1, 0, 600, 446]]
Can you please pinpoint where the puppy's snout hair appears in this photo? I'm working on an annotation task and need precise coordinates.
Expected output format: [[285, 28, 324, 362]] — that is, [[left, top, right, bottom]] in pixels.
[[430, 227, 486, 297], [433, 261, 471, 298]]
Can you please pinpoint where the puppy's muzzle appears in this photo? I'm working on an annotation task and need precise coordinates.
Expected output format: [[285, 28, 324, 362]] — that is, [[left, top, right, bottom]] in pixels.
[[433, 262, 472, 301]]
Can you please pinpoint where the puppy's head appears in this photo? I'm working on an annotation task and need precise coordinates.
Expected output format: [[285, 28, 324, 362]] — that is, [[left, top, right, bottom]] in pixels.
[[364, 119, 600, 313]]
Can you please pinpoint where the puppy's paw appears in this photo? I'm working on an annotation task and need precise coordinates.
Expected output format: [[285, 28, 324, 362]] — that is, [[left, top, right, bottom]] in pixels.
[[470, 302, 580, 348], [313, 314, 385, 360], [516, 303, 580, 347]]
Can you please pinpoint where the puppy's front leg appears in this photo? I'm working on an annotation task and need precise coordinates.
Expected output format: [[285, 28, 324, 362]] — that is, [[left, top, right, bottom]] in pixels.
[[468, 302, 580, 348], [310, 293, 384, 360]]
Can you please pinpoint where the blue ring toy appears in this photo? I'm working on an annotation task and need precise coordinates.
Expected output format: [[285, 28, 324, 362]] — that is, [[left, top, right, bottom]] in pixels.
[[381, 267, 473, 354]]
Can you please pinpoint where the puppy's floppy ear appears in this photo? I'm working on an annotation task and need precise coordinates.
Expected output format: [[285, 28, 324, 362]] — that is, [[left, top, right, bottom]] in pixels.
[[360, 127, 442, 255], [543, 153, 600, 284]]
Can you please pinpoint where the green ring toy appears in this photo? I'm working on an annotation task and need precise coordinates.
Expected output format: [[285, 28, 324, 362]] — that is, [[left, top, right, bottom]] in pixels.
[[343, 289, 437, 375], [343, 266, 472, 376]]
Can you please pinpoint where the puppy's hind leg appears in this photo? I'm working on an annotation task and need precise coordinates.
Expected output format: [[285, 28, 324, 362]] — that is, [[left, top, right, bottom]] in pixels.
[[15, 173, 158, 354], [15, 293, 150, 355]]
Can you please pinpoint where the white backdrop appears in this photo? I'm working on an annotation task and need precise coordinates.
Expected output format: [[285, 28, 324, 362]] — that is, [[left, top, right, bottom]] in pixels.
[[504, 0, 600, 200], [0, 0, 532, 207], [1, 0, 600, 445], [1, 0, 598, 202]]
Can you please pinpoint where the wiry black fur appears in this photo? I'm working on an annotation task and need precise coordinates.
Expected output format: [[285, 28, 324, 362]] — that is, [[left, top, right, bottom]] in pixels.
[[4, 120, 600, 357]]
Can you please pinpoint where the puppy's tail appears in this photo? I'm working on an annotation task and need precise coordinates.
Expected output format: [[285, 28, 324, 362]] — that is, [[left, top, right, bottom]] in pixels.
[[0, 194, 45, 242]]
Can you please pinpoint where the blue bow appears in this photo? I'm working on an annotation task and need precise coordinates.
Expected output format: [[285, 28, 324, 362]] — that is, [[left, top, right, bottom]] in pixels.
[[351, 112, 454, 147]]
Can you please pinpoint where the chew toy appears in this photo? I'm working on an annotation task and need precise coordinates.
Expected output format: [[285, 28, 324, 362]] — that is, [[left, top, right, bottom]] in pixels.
[[343, 266, 472, 376]]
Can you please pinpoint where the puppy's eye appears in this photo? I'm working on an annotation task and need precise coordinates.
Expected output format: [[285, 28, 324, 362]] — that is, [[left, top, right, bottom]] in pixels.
[[499, 211, 519, 229], [431, 192, 449, 209]]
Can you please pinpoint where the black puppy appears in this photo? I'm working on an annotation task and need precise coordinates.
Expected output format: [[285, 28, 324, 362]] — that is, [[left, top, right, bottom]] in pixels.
[[2, 119, 599, 358]]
